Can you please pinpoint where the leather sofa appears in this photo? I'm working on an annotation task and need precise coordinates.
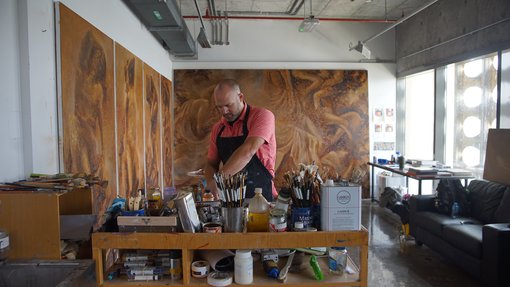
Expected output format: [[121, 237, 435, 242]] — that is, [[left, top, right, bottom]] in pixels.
[[409, 179, 510, 287]]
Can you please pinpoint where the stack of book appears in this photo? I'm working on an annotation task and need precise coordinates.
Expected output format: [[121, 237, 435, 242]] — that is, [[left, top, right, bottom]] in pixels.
[[407, 167, 438, 177]]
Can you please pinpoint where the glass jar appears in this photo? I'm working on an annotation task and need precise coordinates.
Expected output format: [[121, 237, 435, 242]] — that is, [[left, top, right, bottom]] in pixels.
[[269, 208, 287, 232], [274, 187, 291, 212], [328, 246, 347, 275]]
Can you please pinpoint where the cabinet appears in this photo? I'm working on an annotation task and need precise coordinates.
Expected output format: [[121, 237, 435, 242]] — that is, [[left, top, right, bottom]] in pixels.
[[92, 228, 368, 286], [0, 188, 93, 259]]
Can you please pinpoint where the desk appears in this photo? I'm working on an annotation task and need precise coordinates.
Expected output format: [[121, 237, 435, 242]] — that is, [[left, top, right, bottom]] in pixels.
[[367, 162, 474, 201]]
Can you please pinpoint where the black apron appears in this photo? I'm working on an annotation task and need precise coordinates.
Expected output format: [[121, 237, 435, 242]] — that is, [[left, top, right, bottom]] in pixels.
[[216, 105, 273, 201]]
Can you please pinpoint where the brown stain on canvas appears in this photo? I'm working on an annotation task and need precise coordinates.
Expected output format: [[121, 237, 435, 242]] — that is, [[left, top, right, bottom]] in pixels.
[[144, 65, 162, 190], [60, 4, 116, 222], [161, 77, 174, 188], [115, 43, 145, 198]]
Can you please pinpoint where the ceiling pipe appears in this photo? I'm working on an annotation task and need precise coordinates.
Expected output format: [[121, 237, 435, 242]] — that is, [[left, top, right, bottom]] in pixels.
[[183, 15, 395, 23]]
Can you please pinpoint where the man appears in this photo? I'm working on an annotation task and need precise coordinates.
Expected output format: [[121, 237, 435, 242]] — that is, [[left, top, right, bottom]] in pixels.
[[205, 79, 277, 201]]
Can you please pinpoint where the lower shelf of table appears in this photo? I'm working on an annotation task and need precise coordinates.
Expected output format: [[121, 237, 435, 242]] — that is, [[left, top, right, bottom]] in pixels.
[[101, 254, 361, 286]]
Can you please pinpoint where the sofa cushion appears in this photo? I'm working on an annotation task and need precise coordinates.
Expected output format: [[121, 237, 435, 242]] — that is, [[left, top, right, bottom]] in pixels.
[[413, 211, 480, 237], [442, 223, 483, 258], [494, 187, 510, 223], [468, 180, 506, 223]]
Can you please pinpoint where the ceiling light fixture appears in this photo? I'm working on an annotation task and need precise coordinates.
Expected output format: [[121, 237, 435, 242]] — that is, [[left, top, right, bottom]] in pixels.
[[299, 0, 320, 32], [349, 41, 371, 59], [193, 0, 211, 48], [299, 15, 320, 32]]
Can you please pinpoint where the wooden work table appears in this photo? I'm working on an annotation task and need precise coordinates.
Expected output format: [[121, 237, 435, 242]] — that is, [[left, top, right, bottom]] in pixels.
[[92, 228, 369, 286]]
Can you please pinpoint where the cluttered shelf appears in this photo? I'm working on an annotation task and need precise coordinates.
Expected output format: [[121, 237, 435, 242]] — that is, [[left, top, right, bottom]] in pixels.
[[92, 230, 368, 287]]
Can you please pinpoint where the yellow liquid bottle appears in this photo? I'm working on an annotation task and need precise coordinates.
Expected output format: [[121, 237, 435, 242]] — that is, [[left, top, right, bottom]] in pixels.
[[247, 188, 269, 232]]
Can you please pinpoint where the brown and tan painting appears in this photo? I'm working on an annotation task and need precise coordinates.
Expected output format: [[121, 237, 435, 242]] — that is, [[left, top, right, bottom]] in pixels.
[[59, 3, 116, 218], [144, 65, 162, 190], [161, 77, 174, 188], [174, 70, 370, 197], [115, 43, 145, 199]]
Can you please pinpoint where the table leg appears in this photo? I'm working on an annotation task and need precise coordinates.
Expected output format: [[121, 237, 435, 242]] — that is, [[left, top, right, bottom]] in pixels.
[[418, 179, 422, 195], [371, 164, 375, 202]]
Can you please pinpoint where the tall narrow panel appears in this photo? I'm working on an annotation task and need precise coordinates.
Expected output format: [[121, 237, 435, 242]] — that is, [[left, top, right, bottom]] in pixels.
[[144, 65, 162, 190], [161, 77, 174, 188], [115, 43, 145, 199], [174, 70, 370, 197], [59, 3, 116, 217]]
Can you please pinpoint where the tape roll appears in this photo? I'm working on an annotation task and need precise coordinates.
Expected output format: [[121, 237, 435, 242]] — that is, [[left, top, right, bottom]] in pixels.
[[191, 260, 210, 278], [207, 271, 233, 287]]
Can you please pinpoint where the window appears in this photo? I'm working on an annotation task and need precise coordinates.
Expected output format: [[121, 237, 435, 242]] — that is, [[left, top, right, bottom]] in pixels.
[[402, 70, 435, 194], [444, 53, 498, 178]]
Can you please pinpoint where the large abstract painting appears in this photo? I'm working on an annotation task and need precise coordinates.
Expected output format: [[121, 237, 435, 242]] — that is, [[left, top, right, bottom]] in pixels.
[[162, 77, 174, 188], [144, 65, 162, 190], [174, 70, 370, 197], [115, 43, 145, 199], [60, 4, 116, 218]]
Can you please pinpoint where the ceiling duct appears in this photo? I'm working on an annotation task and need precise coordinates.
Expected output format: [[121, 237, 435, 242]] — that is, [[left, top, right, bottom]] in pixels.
[[122, 0, 197, 57]]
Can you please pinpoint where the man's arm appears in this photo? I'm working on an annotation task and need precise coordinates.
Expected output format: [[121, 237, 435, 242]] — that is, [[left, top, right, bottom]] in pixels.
[[220, 136, 265, 176], [204, 158, 220, 199]]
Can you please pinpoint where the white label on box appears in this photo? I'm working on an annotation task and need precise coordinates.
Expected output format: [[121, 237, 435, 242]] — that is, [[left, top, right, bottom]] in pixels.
[[321, 185, 361, 208], [321, 207, 361, 231]]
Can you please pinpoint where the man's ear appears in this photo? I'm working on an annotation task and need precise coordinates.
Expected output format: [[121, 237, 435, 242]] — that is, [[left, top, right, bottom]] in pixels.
[[238, 92, 245, 102]]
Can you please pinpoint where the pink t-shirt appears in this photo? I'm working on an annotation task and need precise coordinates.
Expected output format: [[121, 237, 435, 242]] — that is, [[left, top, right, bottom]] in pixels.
[[207, 104, 277, 196]]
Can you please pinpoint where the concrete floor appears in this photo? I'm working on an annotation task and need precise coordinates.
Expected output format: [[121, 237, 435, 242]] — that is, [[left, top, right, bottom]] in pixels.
[[361, 199, 484, 287]]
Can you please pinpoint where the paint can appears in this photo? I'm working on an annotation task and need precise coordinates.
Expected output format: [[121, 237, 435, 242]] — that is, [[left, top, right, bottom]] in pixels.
[[203, 222, 222, 233], [174, 192, 201, 233]]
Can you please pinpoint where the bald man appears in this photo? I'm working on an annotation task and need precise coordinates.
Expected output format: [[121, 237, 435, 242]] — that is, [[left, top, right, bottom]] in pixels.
[[205, 79, 277, 201]]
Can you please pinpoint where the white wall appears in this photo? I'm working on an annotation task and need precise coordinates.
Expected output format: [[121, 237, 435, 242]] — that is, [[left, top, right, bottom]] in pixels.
[[0, 0, 24, 182], [0, 0, 173, 182]]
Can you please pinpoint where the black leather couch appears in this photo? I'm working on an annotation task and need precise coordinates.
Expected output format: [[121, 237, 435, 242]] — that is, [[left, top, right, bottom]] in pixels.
[[409, 179, 510, 287]]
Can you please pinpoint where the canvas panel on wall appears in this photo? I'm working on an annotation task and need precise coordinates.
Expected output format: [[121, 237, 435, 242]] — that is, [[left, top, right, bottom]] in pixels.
[[144, 65, 162, 190], [115, 43, 145, 199], [173, 70, 370, 196], [162, 77, 174, 188], [59, 3, 116, 217]]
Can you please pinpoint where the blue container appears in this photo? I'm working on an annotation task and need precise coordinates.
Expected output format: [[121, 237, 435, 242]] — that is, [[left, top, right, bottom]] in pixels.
[[120, 209, 145, 216], [291, 207, 312, 229]]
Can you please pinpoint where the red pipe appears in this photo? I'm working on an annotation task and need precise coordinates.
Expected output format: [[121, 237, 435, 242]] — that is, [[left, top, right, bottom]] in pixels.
[[183, 15, 396, 23]]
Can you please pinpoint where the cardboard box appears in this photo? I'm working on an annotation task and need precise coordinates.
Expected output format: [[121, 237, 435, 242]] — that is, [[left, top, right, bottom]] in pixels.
[[117, 215, 178, 233], [320, 184, 361, 231]]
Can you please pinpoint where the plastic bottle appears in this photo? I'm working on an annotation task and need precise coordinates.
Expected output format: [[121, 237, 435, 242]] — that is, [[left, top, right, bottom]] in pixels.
[[328, 247, 347, 275], [247, 188, 270, 232], [274, 187, 291, 213], [451, 202, 460, 218], [234, 249, 253, 285]]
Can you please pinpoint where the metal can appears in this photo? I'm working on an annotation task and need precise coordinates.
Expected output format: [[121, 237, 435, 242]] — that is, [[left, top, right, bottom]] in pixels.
[[269, 209, 287, 232]]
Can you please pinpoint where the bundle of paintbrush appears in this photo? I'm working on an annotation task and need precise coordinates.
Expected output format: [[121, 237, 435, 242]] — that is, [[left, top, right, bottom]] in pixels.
[[283, 163, 323, 207], [213, 172, 247, 208]]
